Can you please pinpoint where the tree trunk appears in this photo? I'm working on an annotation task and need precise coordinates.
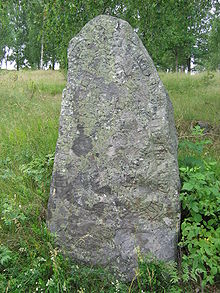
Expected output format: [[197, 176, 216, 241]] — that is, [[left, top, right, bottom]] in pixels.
[[40, 8, 47, 70], [40, 31, 44, 70], [16, 54, 19, 71], [187, 57, 191, 73], [52, 46, 55, 70]]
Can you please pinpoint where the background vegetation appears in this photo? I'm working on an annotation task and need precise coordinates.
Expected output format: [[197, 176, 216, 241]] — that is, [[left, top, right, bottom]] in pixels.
[[0, 0, 219, 71], [0, 70, 219, 292]]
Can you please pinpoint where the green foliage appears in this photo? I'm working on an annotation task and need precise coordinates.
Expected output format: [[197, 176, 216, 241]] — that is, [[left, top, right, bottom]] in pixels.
[[0, 1, 13, 63], [0, 245, 13, 266], [203, 11, 220, 70], [0, 223, 73, 292], [179, 126, 212, 168], [0, 1, 219, 71], [179, 127, 220, 289], [1, 200, 27, 229], [20, 153, 54, 192]]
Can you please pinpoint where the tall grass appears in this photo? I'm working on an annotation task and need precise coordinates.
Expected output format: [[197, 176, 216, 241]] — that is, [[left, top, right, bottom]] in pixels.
[[160, 71, 220, 124], [160, 71, 220, 165], [0, 70, 64, 284]]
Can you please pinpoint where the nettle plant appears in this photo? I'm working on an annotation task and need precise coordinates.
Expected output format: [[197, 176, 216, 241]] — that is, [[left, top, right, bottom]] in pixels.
[[179, 126, 220, 289]]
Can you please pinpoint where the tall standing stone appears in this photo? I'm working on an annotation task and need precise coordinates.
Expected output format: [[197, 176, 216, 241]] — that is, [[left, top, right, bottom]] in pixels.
[[47, 15, 180, 280]]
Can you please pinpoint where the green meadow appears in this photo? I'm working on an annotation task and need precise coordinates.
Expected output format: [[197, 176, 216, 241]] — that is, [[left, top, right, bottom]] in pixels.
[[0, 70, 219, 292]]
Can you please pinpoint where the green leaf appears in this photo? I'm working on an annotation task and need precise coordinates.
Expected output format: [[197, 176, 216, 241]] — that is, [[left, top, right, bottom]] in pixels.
[[191, 202, 199, 213], [194, 173, 205, 180], [208, 219, 215, 226], [0, 254, 11, 265], [182, 182, 194, 191], [193, 213, 202, 222], [210, 266, 217, 275]]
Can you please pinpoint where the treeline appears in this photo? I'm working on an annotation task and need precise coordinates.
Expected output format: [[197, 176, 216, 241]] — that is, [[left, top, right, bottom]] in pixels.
[[0, 0, 219, 71]]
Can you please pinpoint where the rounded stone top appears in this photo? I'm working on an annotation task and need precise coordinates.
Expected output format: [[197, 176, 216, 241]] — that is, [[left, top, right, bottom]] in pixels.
[[68, 14, 135, 50], [80, 14, 130, 26]]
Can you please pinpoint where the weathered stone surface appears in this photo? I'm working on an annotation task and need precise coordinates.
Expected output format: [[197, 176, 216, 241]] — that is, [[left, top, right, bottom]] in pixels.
[[47, 15, 180, 280]]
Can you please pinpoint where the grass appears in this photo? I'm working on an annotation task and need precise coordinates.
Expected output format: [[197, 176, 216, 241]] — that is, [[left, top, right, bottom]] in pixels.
[[0, 70, 65, 291], [0, 69, 219, 292], [160, 71, 220, 167], [160, 71, 220, 124]]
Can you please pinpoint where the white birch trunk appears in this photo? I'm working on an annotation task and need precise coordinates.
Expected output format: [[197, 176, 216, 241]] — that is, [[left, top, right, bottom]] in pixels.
[[40, 31, 44, 70]]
